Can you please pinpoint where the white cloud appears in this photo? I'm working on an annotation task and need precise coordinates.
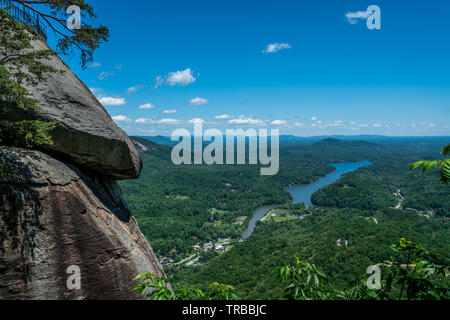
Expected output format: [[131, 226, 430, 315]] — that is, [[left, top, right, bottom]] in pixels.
[[429, 123, 437, 128], [295, 122, 305, 127], [411, 123, 417, 128], [167, 68, 196, 86], [372, 123, 382, 128], [89, 62, 101, 68], [112, 115, 132, 122], [358, 124, 369, 127], [311, 117, 317, 121], [215, 114, 232, 120], [229, 115, 264, 125], [99, 96, 126, 106], [127, 84, 146, 94], [189, 97, 209, 106], [138, 103, 156, 109], [163, 110, 177, 114], [135, 118, 148, 124], [262, 43, 292, 54], [271, 120, 287, 126], [345, 10, 370, 24]]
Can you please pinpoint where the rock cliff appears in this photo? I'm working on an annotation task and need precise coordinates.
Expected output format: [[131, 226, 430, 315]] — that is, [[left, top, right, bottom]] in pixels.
[[4, 38, 142, 180], [0, 37, 165, 300]]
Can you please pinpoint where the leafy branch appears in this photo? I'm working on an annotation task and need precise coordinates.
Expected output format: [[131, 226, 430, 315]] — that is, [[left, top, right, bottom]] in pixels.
[[410, 144, 450, 184]]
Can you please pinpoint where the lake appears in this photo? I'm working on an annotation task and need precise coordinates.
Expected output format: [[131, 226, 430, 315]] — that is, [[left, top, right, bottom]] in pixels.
[[242, 160, 373, 239]]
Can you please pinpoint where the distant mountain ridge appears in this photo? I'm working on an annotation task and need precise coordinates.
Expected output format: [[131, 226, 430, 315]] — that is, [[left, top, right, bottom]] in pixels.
[[313, 138, 381, 147], [137, 135, 449, 149]]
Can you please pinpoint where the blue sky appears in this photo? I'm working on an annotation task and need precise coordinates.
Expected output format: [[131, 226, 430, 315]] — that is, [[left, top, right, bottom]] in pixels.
[[56, 0, 450, 136]]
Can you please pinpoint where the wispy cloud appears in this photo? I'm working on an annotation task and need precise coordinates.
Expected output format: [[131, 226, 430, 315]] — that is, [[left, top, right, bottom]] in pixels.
[[89, 88, 102, 95], [89, 62, 101, 68], [345, 10, 370, 24], [154, 75, 164, 89], [135, 118, 180, 125], [271, 120, 287, 126], [229, 115, 264, 125], [98, 96, 126, 106], [127, 84, 146, 94], [98, 71, 115, 80], [215, 114, 232, 120], [189, 97, 209, 106], [189, 118, 204, 124], [262, 43, 292, 54], [112, 115, 132, 122], [138, 103, 156, 109], [162, 109, 177, 114]]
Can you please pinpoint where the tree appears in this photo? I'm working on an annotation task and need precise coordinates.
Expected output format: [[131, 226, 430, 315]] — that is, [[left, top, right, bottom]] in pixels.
[[0, 9, 56, 150], [410, 144, 450, 184], [5, 0, 109, 68]]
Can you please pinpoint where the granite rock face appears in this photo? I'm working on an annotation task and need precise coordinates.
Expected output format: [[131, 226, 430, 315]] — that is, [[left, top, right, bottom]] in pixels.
[[4, 37, 142, 180], [0, 147, 165, 300]]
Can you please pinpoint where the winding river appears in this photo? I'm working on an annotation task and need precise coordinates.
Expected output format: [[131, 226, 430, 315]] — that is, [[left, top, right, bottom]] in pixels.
[[242, 161, 373, 240]]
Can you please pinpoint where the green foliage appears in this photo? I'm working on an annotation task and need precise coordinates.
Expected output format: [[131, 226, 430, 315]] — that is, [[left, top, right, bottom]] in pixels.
[[135, 239, 448, 300], [275, 256, 329, 300], [0, 120, 56, 148], [124, 138, 449, 300], [172, 208, 449, 299], [0, 9, 56, 149], [132, 274, 241, 300], [381, 238, 449, 300], [410, 144, 450, 184], [132, 273, 175, 300]]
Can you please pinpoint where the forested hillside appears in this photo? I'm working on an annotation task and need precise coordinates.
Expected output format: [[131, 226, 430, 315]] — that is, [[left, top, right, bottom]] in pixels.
[[120, 137, 332, 259], [171, 208, 449, 299], [120, 136, 449, 300], [312, 160, 450, 216]]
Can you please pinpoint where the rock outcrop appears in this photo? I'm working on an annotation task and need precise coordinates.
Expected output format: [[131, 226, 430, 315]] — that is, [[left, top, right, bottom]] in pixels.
[[0, 147, 165, 300], [3, 37, 142, 180], [0, 30, 167, 299]]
